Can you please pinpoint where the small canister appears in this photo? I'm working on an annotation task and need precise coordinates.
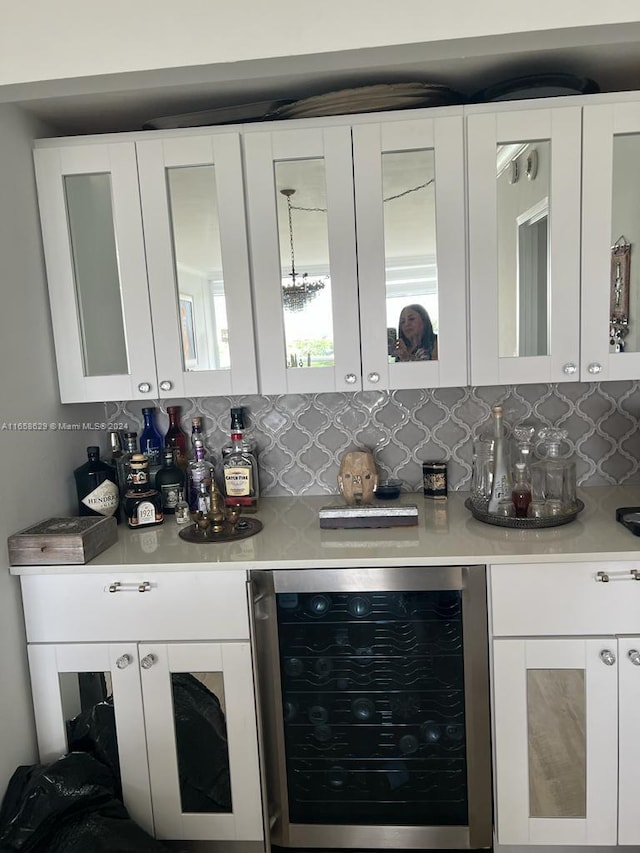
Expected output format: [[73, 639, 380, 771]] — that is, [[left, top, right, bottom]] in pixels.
[[423, 461, 448, 500]]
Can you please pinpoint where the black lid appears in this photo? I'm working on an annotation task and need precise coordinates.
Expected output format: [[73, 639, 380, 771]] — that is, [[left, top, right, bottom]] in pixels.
[[141, 406, 155, 414], [87, 445, 100, 455], [124, 431, 138, 438], [230, 407, 245, 428], [162, 447, 176, 461]]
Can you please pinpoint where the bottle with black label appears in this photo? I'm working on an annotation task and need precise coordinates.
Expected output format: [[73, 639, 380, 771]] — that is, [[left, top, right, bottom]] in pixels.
[[155, 448, 186, 514], [123, 454, 164, 528], [74, 446, 120, 521]]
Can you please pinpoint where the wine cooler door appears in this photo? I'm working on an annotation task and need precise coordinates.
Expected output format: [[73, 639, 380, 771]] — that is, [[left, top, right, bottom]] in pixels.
[[250, 566, 491, 850]]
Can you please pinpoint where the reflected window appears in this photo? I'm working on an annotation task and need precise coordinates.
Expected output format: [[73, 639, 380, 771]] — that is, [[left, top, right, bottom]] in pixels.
[[497, 141, 551, 358], [382, 150, 439, 362], [166, 165, 229, 372], [275, 160, 334, 370]]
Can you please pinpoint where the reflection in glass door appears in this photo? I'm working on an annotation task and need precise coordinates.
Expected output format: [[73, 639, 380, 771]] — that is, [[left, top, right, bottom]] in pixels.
[[274, 159, 334, 371], [382, 149, 439, 363]]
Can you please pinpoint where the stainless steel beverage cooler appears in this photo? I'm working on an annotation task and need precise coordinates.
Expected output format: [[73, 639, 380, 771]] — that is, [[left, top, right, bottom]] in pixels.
[[249, 566, 491, 850]]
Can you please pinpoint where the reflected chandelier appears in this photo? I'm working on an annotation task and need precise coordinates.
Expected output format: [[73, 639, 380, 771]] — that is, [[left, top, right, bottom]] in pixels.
[[280, 188, 327, 313]]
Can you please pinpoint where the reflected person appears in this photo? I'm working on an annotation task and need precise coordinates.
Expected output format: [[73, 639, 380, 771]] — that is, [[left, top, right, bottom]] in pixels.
[[395, 304, 438, 361]]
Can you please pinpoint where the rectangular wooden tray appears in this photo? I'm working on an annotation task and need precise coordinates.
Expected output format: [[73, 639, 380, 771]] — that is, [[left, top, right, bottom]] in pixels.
[[8, 516, 117, 565]]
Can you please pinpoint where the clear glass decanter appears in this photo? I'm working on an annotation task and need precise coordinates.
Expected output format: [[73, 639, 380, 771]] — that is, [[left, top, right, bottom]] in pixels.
[[531, 427, 577, 514]]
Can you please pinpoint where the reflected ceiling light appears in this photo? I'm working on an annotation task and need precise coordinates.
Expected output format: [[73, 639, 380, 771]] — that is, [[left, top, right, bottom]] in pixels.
[[280, 188, 327, 313]]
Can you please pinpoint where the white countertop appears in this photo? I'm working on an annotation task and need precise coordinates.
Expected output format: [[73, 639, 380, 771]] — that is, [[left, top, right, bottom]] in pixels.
[[10, 486, 640, 575]]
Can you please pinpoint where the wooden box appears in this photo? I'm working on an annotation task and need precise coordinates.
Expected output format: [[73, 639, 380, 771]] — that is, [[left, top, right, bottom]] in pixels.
[[8, 516, 117, 566]]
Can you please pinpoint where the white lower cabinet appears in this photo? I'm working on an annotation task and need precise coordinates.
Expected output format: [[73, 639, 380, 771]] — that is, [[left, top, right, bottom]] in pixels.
[[491, 562, 640, 846], [22, 572, 263, 844]]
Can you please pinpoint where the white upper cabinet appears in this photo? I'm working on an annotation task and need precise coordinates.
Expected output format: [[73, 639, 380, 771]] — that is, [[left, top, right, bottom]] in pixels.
[[34, 132, 257, 403], [243, 125, 362, 394], [34, 143, 158, 403], [467, 105, 582, 385], [243, 111, 467, 395], [136, 134, 257, 398], [582, 99, 640, 381], [353, 115, 467, 390]]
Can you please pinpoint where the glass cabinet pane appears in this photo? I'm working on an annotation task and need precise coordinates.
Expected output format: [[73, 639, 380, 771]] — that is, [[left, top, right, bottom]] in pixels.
[[382, 150, 439, 362], [166, 165, 229, 372], [527, 668, 586, 818], [60, 670, 121, 787], [64, 174, 128, 377], [274, 159, 334, 370], [170, 671, 231, 814], [611, 134, 640, 354], [496, 141, 550, 358]]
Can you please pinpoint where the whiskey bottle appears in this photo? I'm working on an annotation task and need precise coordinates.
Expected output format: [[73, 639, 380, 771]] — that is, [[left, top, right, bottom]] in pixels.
[[165, 405, 188, 470], [74, 446, 120, 521], [123, 454, 164, 528], [155, 448, 186, 514], [140, 407, 163, 484], [223, 408, 259, 511], [116, 432, 138, 498]]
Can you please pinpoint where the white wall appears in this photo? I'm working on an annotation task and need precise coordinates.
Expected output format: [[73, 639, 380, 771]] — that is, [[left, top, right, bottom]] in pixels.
[[0, 0, 639, 86], [0, 102, 104, 799]]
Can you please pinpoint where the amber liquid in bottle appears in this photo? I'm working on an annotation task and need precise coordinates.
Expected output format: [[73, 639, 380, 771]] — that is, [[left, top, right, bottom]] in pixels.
[[511, 462, 532, 518]]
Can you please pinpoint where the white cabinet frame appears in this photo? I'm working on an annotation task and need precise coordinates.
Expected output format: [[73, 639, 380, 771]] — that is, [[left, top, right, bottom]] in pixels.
[[468, 107, 582, 385], [354, 115, 467, 390], [34, 144, 158, 403], [137, 134, 258, 397]]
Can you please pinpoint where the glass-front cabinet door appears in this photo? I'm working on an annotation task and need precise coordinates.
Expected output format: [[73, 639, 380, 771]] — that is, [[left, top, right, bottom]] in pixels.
[[582, 100, 640, 381], [492, 638, 618, 845], [27, 641, 263, 843], [354, 113, 467, 390], [136, 134, 258, 397], [34, 143, 158, 403], [243, 126, 361, 394], [467, 106, 582, 385]]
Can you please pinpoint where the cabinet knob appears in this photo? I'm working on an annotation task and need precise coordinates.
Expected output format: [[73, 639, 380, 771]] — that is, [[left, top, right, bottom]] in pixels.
[[344, 373, 357, 385], [138, 382, 152, 393], [367, 372, 380, 384], [562, 363, 577, 375], [159, 380, 173, 392], [595, 570, 610, 583], [599, 649, 616, 666], [587, 362, 602, 375], [627, 649, 640, 666], [116, 653, 132, 670], [140, 654, 157, 669]]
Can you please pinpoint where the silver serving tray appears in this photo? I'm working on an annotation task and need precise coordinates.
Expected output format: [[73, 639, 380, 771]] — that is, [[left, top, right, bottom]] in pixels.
[[465, 498, 584, 529]]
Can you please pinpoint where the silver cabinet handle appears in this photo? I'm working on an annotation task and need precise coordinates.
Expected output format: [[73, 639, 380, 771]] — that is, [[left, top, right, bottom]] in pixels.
[[587, 362, 602, 375], [631, 569, 640, 581], [562, 362, 577, 375], [367, 372, 380, 383], [344, 373, 357, 384], [600, 649, 616, 666], [140, 654, 157, 669], [116, 653, 133, 670], [159, 380, 173, 392], [106, 581, 152, 593], [596, 570, 610, 583], [137, 382, 152, 393], [628, 649, 640, 666]]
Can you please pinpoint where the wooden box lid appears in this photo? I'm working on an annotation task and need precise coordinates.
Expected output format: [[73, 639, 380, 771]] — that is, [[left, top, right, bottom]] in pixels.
[[8, 516, 117, 565]]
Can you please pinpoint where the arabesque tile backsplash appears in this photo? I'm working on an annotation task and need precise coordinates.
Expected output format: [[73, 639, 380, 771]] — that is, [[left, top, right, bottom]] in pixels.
[[106, 381, 640, 496]]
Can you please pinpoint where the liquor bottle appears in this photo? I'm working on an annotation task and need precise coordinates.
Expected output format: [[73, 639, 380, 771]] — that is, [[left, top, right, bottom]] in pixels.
[[73, 446, 120, 521], [190, 417, 206, 456], [511, 461, 532, 518], [140, 407, 163, 482], [487, 404, 512, 514], [123, 454, 164, 528], [165, 405, 188, 470], [222, 407, 256, 457], [187, 442, 214, 510], [155, 448, 186, 515], [116, 432, 138, 498], [222, 408, 259, 511], [174, 488, 190, 526]]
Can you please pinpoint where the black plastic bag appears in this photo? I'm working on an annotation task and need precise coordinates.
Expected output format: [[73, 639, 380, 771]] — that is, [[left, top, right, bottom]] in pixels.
[[66, 696, 121, 798], [171, 672, 232, 812], [0, 752, 168, 853]]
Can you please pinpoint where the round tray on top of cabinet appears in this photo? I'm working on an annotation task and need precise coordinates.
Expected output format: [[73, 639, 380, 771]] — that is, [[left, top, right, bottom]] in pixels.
[[464, 498, 584, 529]]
